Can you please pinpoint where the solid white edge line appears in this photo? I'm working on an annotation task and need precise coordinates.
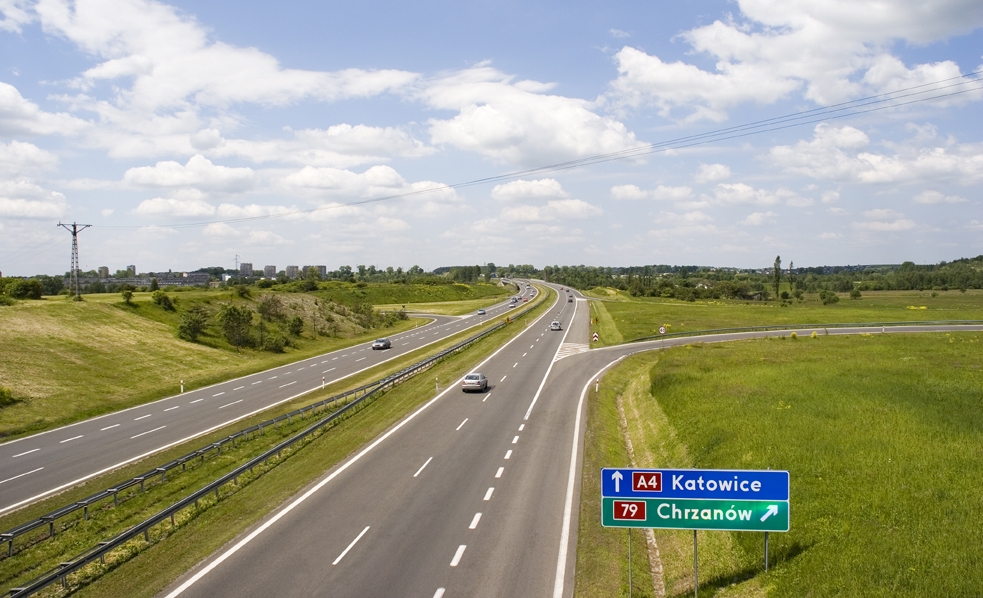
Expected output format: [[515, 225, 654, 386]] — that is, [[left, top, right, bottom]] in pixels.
[[332, 526, 370, 565], [0, 311, 520, 516], [523, 289, 577, 420], [450, 544, 467, 566], [552, 357, 625, 598], [413, 457, 433, 478], [158, 292, 553, 597]]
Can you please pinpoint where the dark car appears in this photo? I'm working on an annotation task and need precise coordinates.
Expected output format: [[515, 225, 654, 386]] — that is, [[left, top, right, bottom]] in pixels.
[[462, 373, 488, 392], [371, 338, 391, 350]]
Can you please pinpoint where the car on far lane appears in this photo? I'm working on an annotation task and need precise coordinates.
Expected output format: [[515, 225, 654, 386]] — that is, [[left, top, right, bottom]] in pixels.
[[371, 338, 391, 350], [462, 373, 488, 392], [568, 297, 573, 302], [477, 309, 485, 315], [550, 320, 562, 331]]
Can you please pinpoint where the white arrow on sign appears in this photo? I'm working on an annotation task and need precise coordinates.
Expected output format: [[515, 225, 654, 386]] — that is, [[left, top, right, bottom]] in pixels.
[[592, 333, 599, 342], [760, 504, 779, 522], [611, 470, 623, 493]]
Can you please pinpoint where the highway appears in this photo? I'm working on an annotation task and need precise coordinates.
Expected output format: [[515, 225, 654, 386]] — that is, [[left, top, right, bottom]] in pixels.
[[155, 282, 982, 598], [0, 284, 537, 515]]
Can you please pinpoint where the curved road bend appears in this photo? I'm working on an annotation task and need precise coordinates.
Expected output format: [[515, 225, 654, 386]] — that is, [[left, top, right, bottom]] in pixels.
[[0, 285, 538, 515], [157, 281, 980, 598]]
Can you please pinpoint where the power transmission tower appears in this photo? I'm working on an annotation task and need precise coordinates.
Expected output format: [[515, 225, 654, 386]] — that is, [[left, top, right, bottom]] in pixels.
[[58, 222, 92, 300]]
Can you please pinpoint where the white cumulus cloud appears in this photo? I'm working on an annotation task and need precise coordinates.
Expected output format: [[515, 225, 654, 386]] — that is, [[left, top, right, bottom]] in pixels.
[[491, 178, 568, 201]]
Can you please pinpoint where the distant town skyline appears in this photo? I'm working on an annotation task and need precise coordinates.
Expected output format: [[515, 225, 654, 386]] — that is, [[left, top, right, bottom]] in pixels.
[[1, 0, 982, 276]]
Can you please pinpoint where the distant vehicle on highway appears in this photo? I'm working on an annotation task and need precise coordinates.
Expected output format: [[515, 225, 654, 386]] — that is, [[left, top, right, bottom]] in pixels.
[[462, 373, 488, 392], [568, 297, 573, 302], [371, 338, 391, 350], [477, 309, 485, 315], [550, 320, 562, 331]]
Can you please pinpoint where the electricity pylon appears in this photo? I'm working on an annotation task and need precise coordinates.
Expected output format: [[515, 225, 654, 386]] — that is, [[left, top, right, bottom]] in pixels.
[[58, 222, 92, 300]]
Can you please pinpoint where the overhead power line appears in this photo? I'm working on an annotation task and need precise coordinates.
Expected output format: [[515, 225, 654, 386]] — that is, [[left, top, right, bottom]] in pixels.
[[79, 68, 983, 231]]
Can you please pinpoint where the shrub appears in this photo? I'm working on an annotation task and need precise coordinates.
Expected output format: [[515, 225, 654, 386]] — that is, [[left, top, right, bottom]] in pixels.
[[262, 329, 286, 353], [288, 316, 304, 336], [790, 331, 797, 339], [0, 387, 16, 407], [819, 290, 840, 305], [850, 288, 862, 300], [178, 305, 209, 342], [233, 284, 251, 298], [8, 279, 43, 300], [151, 289, 174, 310], [811, 331, 818, 338], [218, 304, 254, 349]]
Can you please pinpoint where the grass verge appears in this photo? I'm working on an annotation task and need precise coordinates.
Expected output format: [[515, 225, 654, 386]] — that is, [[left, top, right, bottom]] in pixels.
[[0, 288, 553, 598], [584, 289, 983, 346], [578, 331, 983, 597]]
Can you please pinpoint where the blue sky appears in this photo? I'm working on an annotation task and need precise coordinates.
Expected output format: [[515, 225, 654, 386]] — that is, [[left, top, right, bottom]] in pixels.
[[1, 0, 982, 276]]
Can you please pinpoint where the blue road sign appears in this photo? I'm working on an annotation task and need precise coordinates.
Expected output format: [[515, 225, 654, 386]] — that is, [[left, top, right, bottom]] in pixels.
[[602, 468, 789, 501]]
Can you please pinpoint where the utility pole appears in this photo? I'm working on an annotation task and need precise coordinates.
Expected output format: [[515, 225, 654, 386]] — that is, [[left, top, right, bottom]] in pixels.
[[234, 254, 240, 271], [58, 222, 92, 300]]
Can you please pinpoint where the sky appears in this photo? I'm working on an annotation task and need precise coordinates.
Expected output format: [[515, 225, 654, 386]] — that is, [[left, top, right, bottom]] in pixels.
[[1, 0, 982, 276]]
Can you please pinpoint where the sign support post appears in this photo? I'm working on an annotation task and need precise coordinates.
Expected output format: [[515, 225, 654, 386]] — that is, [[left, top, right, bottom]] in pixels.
[[764, 532, 769, 572], [694, 530, 698, 598]]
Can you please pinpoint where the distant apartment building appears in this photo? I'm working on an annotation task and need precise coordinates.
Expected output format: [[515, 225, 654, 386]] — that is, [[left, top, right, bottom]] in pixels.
[[317, 265, 327, 277], [127, 265, 136, 276], [264, 265, 276, 278], [240, 262, 254, 277], [285, 265, 299, 278], [98, 266, 109, 278]]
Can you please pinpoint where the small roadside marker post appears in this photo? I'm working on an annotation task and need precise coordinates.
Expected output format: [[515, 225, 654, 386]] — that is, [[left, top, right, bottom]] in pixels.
[[180, 380, 184, 393], [322, 377, 325, 390]]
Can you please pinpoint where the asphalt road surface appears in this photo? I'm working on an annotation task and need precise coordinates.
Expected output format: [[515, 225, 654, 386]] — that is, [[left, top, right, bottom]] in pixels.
[[0, 284, 537, 515], [156, 282, 982, 598]]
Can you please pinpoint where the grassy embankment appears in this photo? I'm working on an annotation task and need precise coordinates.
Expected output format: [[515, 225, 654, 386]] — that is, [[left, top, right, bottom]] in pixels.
[[0, 286, 552, 598], [0, 282, 509, 439], [576, 332, 983, 598], [584, 288, 983, 346]]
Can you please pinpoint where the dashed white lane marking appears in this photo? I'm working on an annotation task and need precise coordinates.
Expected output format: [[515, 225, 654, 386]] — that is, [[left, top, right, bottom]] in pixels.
[[483, 393, 491, 402], [332, 357, 338, 360], [233, 386, 245, 391], [469, 513, 482, 529], [332, 526, 370, 565], [219, 400, 243, 409], [213, 392, 225, 397], [523, 353, 527, 357], [402, 342, 410, 346], [513, 362, 518, 368], [101, 424, 120, 431], [164, 406, 179, 412], [131, 425, 166, 439], [60, 435, 83, 443], [531, 345, 535, 348], [518, 424, 525, 431], [323, 368, 335, 374], [269, 376, 278, 380], [279, 381, 296, 388], [433, 589, 446, 598], [505, 450, 512, 459], [190, 399, 204, 403], [496, 467, 504, 478], [12, 448, 40, 458], [252, 381, 261, 385], [134, 414, 152, 421], [500, 375, 507, 382], [456, 418, 469, 431], [450, 545, 467, 567], [414, 457, 433, 478], [284, 371, 292, 375], [1, 468, 43, 485], [512, 436, 519, 444], [484, 487, 495, 501], [356, 357, 366, 362]]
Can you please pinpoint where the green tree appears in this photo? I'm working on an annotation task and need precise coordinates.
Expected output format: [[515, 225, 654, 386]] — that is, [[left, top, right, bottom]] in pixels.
[[850, 288, 862, 300], [233, 284, 251, 298], [121, 289, 133, 304], [262, 328, 286, 353], [773, 255, 781, 298], [149, 277, 159, 291], [9, 279, 43, 300], [178, 305, 209, 342], [819, 290, 840, 305], [218, 304, 253, 350], [257, 293, 284, 321], [151, 289, 174, 310]]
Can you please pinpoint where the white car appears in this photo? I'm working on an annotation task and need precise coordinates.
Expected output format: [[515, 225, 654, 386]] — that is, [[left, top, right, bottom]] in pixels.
[[462, 373, 488, 392], [550, 321, 562, 331]]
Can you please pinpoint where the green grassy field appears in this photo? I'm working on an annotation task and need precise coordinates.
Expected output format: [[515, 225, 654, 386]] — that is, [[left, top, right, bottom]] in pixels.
[[586, 289, 983, 346], [311, 280, 511, 306], [0, 285, 552, 598], [0, 290, 427, 439], [578, 332, 983, 597]]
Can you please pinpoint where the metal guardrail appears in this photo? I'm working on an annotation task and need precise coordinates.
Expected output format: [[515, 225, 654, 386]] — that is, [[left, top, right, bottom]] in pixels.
[[627, 320, 983, 343], [4, 288, 548, 597]]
